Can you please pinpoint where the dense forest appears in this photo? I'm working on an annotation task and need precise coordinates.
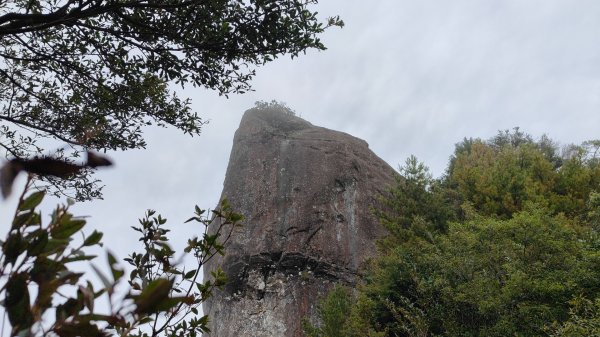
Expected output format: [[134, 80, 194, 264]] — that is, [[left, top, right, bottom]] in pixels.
[[304, 129, 600, 337]]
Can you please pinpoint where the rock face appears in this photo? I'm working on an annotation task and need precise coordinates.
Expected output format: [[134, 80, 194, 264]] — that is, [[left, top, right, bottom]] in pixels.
[[203, 106, 396, 336]]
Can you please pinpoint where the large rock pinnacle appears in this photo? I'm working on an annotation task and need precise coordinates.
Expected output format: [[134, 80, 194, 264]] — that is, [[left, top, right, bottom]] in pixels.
[[203, 106, 396, 336]]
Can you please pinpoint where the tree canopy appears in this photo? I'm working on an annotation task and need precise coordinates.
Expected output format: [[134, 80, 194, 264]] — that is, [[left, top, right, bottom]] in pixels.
[[448, 129, 600, 219], [0, 0, 342, 199]]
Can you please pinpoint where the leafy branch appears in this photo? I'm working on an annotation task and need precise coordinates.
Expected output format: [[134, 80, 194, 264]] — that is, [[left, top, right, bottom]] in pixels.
[[0, 180, 243, 336]]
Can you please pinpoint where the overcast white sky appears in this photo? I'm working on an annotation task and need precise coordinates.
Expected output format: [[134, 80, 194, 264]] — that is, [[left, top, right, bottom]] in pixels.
[[3, 0, 600, 263]]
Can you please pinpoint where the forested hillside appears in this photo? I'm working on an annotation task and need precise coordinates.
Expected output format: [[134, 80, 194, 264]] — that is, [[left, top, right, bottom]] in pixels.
[[305, 129, 600, 337]]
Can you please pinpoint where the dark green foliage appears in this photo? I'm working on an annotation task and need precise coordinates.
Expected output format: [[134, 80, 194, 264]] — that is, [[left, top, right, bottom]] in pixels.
[[0, 0, 343, 199], [0, 179, 243, 336], [303, 285, 353, 337], [547, 297, 600, 337], [589, 192, 600, 230], [376, 155, 455, 246], [355, 206, 600, 336]]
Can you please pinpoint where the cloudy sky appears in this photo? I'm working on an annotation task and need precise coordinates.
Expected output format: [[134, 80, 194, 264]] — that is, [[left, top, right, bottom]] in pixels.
[[2, 0, 600, 262]]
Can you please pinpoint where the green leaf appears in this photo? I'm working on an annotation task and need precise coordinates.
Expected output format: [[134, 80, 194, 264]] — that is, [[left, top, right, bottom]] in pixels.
[[35, 278, 60, 311], [129, 269, 138, 280], [5, 272, 34, 331], [184, 216, 201, 223], [83, 230, 103, 246], [153, 296, 194, 313], [12, 211, 40, 230], [107, 251, 124, 281], [199, 315, 210, 331], [211, 268, 228, 288], [56, 298, 83, 322], [51, 218, 86, 239], [30, 257, 65, 284], [52, 321, 105, 337], [79, 285, 95, 313], [19, 191, 45, 211], [41, 238, 69, 255], [137, 316, 153, 325], [77, 313, 120, 325], [184, 270, 196, 279], [90, 264, 112, 289], [62, 255, 97, 263], [230, 213, 244, 222], [107, 251, 117, 265], [133, 278, 172, 314], [3, 233, 25, 266], [57, 271, 83, 286], [26, 230, 49, 256]]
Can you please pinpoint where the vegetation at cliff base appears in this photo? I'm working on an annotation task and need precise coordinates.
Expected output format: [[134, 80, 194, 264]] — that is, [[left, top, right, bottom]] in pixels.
[[306, 129, 600, 337]]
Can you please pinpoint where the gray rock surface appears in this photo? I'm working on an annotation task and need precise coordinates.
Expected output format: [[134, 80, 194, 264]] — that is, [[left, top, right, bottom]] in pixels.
[[203, 106, 396, 336]]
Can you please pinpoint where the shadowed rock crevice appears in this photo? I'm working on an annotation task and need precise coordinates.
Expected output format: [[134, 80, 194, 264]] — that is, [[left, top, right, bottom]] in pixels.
[[203, 106, 396, 337], [225, 252, 360, 301]]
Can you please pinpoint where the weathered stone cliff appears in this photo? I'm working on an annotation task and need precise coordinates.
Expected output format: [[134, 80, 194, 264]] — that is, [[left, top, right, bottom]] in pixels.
[[203, 106, 396, 336]]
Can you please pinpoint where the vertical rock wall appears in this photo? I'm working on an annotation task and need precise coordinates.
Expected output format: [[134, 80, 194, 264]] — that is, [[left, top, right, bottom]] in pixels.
[[203, 107, 396, 336]]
